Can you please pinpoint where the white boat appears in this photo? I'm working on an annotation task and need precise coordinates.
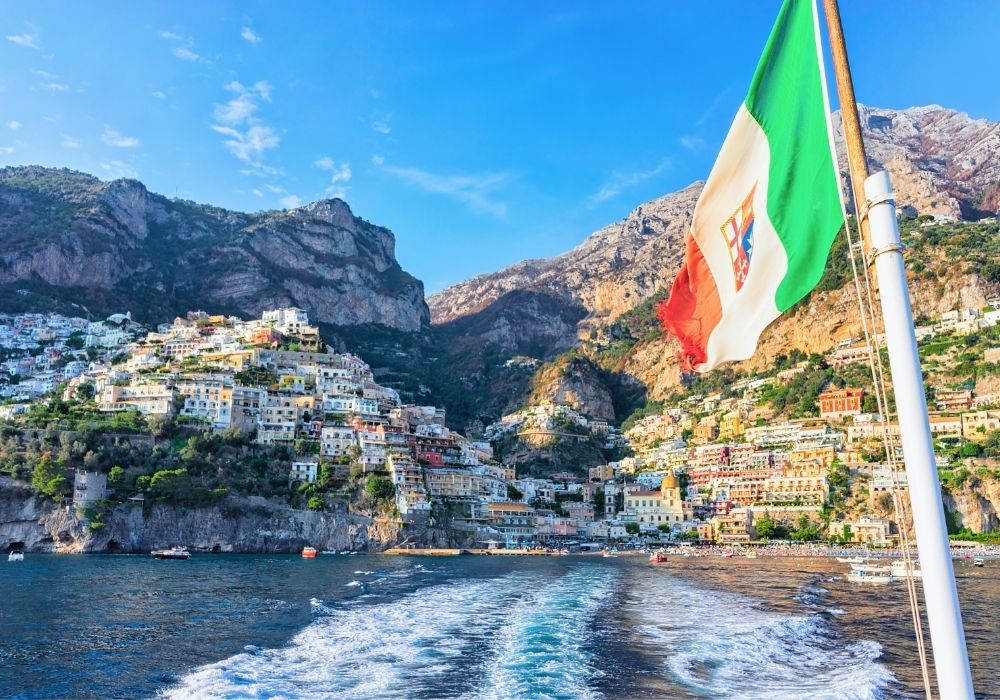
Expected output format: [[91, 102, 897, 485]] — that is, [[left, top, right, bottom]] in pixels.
[[7, 551, 24, 562], [846, 564, 894, 585], [151, 546, 190, 560], [890, 560, 923, 579], [836, 556, 863, 564], [973, 558, 985, 568]]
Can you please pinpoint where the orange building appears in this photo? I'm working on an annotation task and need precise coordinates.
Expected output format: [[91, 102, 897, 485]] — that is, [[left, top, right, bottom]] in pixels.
[[818, 388, 863, 419]]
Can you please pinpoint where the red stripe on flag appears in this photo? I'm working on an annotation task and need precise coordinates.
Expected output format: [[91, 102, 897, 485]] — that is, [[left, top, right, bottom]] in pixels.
[[657, 234, 723, 372]]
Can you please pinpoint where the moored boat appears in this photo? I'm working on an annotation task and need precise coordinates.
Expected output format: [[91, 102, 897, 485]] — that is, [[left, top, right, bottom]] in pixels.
[[8, 551, 24, 562], [151, 546, 190, 560], [973, 558, 985, 568], [649, 551, 667, 563], [890, 560, 922, 579], [846, 564, 894, 585], [836, 556, 863, 564], [301, 546, 318, 558]]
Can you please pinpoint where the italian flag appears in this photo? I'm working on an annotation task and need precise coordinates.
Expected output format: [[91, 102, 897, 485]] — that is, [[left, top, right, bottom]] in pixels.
[[658, 0, 843, 372]]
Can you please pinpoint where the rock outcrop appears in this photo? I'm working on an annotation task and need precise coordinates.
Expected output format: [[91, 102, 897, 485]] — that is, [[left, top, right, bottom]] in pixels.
[[0, 478, 453, 553], [0, 166, 429, 330], [943, 476, 1000, 534]]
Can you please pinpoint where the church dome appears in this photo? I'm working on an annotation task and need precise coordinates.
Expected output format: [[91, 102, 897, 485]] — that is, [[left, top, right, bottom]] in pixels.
[[661, 474, 679, 489]]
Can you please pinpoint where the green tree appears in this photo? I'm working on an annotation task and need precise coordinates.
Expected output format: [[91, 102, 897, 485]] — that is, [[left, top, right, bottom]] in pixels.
[[108, 465, 126, 491], [31, 452, 69, 499], [149, 468, 192, 502], [592, 488, 605, 512], [755, 511, 775, 539], [507, 484, 524, 501], [366, 475, 395, 501], [959, 441, 982, 458], [624, 522, 641, 536], [307, 495, 326, 511], [75, 381, 96, 402]]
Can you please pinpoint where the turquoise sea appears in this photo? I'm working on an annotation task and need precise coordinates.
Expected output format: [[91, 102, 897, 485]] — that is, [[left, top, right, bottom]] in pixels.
[[0, 553, 997, 699]]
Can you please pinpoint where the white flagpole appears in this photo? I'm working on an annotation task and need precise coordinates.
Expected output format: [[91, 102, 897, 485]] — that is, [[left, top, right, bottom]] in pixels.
[[821, 1, 975, 696], [864, 171, 974, 698]]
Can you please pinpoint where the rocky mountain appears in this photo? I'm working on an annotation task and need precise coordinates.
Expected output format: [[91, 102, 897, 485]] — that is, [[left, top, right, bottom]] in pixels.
[[0, 166, 428, 330], [430, 105, 1000, 350], [423, 105, 1000, 423]]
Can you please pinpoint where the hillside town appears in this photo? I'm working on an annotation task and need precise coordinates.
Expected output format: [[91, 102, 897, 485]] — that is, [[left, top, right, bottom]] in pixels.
[[2, 302, 1000, 549]]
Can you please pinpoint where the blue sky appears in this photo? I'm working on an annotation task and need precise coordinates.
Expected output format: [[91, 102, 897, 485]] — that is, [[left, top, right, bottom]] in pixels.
[[1, 1, 997, 294]]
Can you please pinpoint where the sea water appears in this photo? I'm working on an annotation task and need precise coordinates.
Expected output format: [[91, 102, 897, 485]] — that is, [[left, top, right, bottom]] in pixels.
[[0, 554, 996, 699]]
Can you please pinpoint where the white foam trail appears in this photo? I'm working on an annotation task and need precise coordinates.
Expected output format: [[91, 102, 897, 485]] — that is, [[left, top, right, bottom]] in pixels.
[[468, 566, 618, 700], [159, 572, 535, 699], [629, 573, 896, 700], [345, 580, 362, 587]]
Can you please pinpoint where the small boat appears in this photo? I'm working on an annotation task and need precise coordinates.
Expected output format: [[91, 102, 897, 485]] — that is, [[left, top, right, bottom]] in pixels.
[[837, 556, 863, 564], [302, 546, 318, 558], [649, 551, 667, 563], [745, 552, 758, 559], [602, 549, 618, 558], [8, 551, 24, 562], [151, 546, 190, 560], [846, 565, 894, 585], [973, 558, 985, 568], [890, 560, 922, 579]]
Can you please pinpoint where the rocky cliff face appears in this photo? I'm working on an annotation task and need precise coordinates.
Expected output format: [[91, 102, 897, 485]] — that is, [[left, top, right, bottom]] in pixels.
[[0, 479, 455, 553], [838, 105, 1000, 220], [943, 476, 1000, 534], [0, 166, 428, 330]]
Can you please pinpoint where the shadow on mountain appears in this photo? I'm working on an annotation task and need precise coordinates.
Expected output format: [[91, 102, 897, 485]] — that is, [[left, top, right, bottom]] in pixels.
[[436, 289, 588, 362]]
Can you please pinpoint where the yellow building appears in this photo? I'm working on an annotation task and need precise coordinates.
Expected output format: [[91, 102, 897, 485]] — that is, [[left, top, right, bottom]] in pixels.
[[718, 412, 746, 440], [624, 475, 689, 530]]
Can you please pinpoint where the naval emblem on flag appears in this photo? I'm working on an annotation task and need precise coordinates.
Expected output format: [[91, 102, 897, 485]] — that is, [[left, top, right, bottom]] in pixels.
[[721, 184, 756, 291]]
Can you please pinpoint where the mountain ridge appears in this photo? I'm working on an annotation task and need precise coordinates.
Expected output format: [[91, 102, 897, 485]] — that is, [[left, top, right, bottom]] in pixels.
[[0, 165, 429, 331], [429, 104, 1000, 345]]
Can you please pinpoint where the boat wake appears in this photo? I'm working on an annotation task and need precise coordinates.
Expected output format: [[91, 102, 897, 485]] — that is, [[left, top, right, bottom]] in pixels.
[[159, 565, 619, 699], [629, 572, 896, 699]]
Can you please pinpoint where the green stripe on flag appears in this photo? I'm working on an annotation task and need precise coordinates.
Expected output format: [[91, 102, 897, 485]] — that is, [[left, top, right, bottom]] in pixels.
[[745, 0, 843, 312]]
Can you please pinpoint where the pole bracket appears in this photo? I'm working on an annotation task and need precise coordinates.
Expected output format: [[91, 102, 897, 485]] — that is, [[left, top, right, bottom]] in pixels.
[[866, 242, 905, 267], [858, 191, 895, 224]]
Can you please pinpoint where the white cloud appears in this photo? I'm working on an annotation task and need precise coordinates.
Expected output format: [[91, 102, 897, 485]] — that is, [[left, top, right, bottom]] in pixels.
[[279, 195, 302, 209], [211, 81, 279, 173], [371, 154, 385, 166], [7, 121, 21, 130], [101, 128, 140, 148], [587, 159, 671, 207], [172, 46, 201, 62], [241, 27, 262, 45], [31, 70, 57, 81], [159, 30, 206, 62], [40, 82, 70, 92], [151, 90, 167, 100], [263, 184, 285, 194], [60, 134, 81, 149], [0, 146, 14, 154], [680, 136, 704, 152], [315, 157, 352, 198], [251, 188, 264, 197], [212, 124, 278, 164], [100, 160, 139, 179], [386, 165, 509, 217], [6, 25, 41, 51], [371, 112, 393, 135]]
